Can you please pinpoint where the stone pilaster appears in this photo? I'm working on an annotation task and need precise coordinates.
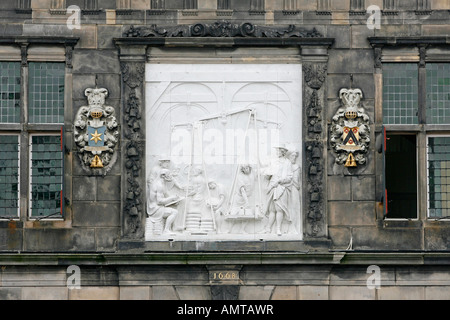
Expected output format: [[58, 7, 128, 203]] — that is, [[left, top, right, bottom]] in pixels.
[[302, 47, 329, 240], [117, 45, 147, 239]]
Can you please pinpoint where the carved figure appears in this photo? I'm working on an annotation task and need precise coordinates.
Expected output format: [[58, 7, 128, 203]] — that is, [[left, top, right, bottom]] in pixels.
[[206, 179, 227, 233], [263, 145, 294, 235], [287, 149, 301, 234], [231, 164, 256, 215], [185, 166, 213, 232], [146, 169, 180, 235]]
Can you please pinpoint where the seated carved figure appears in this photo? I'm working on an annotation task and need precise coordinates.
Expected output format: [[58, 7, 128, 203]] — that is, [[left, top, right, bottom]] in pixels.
[[146, 169, 180, 235]]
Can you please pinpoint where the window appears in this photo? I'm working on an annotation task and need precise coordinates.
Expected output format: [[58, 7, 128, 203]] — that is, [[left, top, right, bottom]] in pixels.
[[0, 59, 65, 220], [30, 134, 63, 218], [0, 135, 20, 218], [426, 63, 450, 124], [217, 0, 230, 10], [151, 0, 165, 9], [382, 60, 450, 220], [383, 63, 418, 125], [384, 134, 417, 219], [0, 62, 21, 124], [28, 62, 65, 124], [427, 136, 450, 219]]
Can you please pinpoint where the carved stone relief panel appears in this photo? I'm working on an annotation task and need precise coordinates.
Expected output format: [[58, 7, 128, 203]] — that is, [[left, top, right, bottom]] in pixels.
[[145, 64, 303, 241]]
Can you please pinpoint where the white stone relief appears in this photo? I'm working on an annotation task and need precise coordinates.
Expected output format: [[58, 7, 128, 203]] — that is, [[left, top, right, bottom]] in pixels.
[[145, 64, 302, 240]]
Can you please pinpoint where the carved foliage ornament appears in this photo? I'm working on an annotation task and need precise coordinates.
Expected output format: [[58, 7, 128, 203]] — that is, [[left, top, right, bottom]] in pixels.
[[121, 61, 145, 238], [74, 88, 119, 175], [303, 63, 327, 237], [303, 63, 327, 90], [330, 88, 370, 167], [123, 21, 323, 38]]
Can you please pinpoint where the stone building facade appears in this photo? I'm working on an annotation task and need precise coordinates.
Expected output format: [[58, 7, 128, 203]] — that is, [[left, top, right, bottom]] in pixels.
[[0, 0, 449, 300]]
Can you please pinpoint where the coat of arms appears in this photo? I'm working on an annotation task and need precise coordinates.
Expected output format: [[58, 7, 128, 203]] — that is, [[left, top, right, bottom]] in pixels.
[[330, 88, 370, 167], [74, 88, 119, 174]]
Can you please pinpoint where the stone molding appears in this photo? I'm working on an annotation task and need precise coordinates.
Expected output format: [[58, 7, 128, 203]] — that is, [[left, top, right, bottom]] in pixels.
[[0, 36, 78, 68], [0, 252, 449, 265], [122, 21, 323, 38]]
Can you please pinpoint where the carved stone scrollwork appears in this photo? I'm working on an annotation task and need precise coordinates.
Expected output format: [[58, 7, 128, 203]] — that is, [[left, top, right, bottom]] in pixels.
[[65, 45, 74, 69], [122, 21, 323, 38], [121, 60, 146, 239], [303, 62, 327, 238], [303, 63, 327, 90], [419, 45, 427, 68], [20, 43, 28, 67], [373, 46, 382, 69], [121, 62, 145, 89], [305, 141, 324, 237]]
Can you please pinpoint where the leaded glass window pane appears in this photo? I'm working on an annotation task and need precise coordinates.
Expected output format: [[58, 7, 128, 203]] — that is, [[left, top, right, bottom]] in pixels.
[[0, 135, 19, 217], [30, 135, 62, 217], [0, 62, 21, 123], [426, 63, 450, 124], [28, 62, 65, 124], [428, 136, 450, 218], [383, 63, 419, 125]]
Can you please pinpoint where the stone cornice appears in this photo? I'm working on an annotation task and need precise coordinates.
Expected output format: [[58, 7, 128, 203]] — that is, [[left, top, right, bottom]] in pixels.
[[114, 22, 334, 48], [369, 36, 450, 47], [0, 36, 79, 46], [114, 36, 334, 48], [0, 252, 448, 266], [122, 22, 324, 38]]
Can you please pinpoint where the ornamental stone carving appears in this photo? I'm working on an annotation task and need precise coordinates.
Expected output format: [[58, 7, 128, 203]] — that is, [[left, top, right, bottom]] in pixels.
[[121, 60, 146, 239], [330, 88, 370, 168], [123, 21, 323, 38], [303, 62, 327, 238], [144, 64, 303, 241], [74, 87, 119, 175]]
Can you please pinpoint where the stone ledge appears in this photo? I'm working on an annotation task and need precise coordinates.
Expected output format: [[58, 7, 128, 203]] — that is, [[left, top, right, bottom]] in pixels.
[[114, 36, 335, 48], [368, 36, 450, 47], [0, 251, 448, 266]]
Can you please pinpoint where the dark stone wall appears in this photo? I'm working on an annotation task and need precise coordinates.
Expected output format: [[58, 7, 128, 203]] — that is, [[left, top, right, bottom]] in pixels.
[[0, 0, 449, 253]]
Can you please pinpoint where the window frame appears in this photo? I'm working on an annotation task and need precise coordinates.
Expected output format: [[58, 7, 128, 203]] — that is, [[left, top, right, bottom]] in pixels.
[[426, 134, 450, 221], [383, 130, 420, 220], [0, 133, 21, 219], [376, 42, 450, 222], [0, 38, 76, 222], [27, 61, 66, 126], [28, 132, 64, 220]]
